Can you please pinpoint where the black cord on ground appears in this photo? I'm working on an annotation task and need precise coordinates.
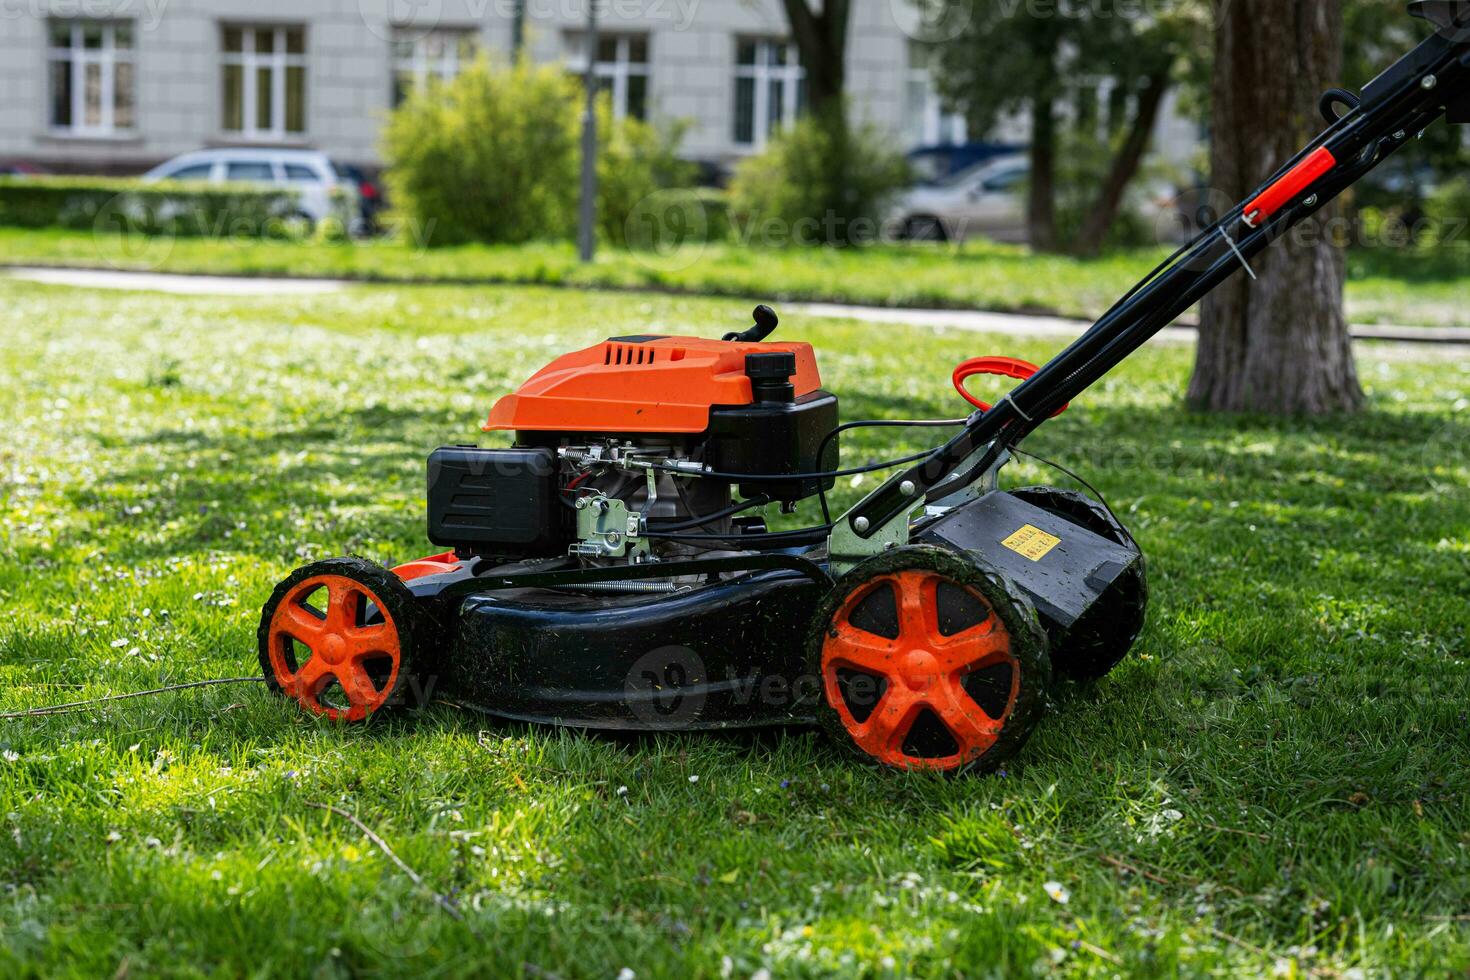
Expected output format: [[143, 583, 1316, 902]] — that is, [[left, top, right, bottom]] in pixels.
[[0, 676, 263, 719]]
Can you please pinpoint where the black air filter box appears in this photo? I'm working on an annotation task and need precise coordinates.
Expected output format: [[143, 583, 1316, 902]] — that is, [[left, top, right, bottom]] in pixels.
[[427, 446, 567, 555]]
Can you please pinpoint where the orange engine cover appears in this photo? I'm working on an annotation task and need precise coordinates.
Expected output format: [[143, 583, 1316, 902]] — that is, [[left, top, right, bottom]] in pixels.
[[485, 335, 824, 434]]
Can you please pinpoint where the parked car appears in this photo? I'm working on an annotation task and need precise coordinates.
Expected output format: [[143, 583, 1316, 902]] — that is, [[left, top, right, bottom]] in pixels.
[[906, 141, 1025, 186], [0, 163, 46, 177], [889, 154, 1180, 245], [141, 149, 359, 232], [890, 154, 1031, 243], [333, 162, 386, 234]]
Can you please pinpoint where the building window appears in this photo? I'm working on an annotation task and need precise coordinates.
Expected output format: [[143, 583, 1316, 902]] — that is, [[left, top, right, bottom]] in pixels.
[[733, 38, 804, 149], [47, 20, 135, 135], [904, 42, 966, 148], [564, 33, 649, 121], [392, 28, 478, 107], [221, 25, 306, 138]]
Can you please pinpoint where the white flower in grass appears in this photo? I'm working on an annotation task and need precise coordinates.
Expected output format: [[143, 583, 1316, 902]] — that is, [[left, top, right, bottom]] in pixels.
[[2, 751, 19, 763], [1043, 881, 1070, 905]]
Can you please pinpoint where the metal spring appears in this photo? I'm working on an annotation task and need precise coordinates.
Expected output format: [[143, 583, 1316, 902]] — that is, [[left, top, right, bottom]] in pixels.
[[565, 580, 684, 594]]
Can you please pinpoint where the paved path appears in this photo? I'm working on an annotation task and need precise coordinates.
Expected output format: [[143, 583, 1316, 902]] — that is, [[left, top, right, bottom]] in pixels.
[[3, 266, 345, 296], [4, 265, 1464, 345], [792, 302, 1198, 343], [791, 301, 1470, 345]]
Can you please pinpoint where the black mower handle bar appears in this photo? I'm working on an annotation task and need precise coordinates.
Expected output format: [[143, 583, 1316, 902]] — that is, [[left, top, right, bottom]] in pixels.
[[843, 10, 1470, 542]]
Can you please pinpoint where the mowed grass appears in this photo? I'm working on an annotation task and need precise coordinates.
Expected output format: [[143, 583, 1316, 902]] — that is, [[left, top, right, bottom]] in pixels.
[[4, 225, 1470, 327], [1, 276, 1469, 977]]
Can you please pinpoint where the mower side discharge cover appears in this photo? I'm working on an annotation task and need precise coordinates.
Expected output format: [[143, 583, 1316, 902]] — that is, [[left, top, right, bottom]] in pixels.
[[919, 491, 1141, 630]]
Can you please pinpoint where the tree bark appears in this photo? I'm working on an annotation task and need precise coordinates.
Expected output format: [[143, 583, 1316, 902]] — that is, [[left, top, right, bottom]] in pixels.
[[781, 0, 849, 119], [1028, 99, 1060, 252], [1187, 0, 1363, 414], [1072, 69, 1172, 258]]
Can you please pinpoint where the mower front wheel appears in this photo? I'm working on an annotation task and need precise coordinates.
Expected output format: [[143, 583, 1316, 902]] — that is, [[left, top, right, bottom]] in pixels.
[[257, 556, 431, 722], [806, 546, 1051, 775]]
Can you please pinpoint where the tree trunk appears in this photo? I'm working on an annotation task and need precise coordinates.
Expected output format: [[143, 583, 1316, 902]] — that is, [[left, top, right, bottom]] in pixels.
[[1071, 69, 1171, 258], [1187, 0, 1362, 414], [781, 0, 849, 119], [1028, 99, 1059, 252]]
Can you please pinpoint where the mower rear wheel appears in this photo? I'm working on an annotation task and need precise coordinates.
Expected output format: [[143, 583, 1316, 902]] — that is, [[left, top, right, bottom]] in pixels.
[[1008, 486, 1148, 681], [258, 557, 429, 722], [806, 546, 1050, 775]]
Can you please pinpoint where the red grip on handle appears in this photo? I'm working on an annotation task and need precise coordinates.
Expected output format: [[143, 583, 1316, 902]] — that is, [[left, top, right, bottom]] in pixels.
[[952, 356, 1067, 416], [1242, 146, 1337, 228]]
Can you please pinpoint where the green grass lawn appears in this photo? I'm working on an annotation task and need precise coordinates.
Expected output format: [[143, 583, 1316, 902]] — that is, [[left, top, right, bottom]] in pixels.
[[2, 277, 1469, 976], [3, 225, 1468, 327]]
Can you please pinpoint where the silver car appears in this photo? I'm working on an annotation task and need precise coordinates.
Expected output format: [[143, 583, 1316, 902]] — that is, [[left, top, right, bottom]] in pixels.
[[889, 155, 1031, 243], [889, 154, 1179, 245], [142, 148, 358, 231]]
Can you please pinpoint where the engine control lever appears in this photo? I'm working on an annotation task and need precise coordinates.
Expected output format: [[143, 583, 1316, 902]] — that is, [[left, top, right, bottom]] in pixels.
[[723, 304, 779, 343]]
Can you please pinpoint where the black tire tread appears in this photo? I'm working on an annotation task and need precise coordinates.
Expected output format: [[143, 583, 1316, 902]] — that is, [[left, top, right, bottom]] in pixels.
[[804, 545, 1051, 776], [256, 556, 431, 718]]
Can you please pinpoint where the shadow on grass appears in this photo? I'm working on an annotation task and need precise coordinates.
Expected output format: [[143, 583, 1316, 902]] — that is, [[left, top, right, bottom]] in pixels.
[[44, 392, 1470, 807]]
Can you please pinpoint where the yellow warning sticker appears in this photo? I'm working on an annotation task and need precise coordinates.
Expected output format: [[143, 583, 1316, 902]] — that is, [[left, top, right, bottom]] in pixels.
[[1001, 524, 1061, 562]]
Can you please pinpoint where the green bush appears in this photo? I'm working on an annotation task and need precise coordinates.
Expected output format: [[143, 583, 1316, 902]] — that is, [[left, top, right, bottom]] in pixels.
[[382, 58, 695, 248], [1418, 176, 1470, 248], [382, 59, 580, 246], [0, 175, 326, 238], [598, 112, 698, 249], [618, 187, 732, 251], [728, 110, 911, 247]]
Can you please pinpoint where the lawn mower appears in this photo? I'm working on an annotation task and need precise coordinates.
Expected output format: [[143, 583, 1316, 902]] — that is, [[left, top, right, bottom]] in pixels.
[[259, 2, 1470, 774]]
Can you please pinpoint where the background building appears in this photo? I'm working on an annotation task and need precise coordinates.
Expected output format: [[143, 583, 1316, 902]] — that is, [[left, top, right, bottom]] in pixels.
[[0, 0, 1198, 176]]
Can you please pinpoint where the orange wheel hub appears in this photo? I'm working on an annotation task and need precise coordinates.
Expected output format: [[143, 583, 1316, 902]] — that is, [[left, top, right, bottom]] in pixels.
[[265, 574, 403, 721], [820, 569, 1019, 771]]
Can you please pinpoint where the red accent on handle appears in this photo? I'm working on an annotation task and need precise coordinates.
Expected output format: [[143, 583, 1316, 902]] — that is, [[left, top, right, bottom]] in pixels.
[[1242, 147, 1337, 227], [952, 356, 1068, 416]]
